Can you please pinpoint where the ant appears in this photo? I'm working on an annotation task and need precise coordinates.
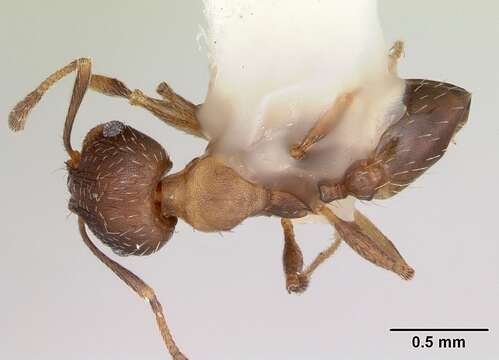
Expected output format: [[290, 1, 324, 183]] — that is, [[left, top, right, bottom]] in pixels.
[[8, 41, 471, 359]]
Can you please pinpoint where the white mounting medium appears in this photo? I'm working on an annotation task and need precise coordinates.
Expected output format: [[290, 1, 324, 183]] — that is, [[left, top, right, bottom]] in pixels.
[[199, 0, 406, 219]]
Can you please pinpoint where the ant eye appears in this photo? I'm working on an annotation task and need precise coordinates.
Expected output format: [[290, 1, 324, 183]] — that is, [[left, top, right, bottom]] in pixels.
[[68, 121, 177, 256], [102, 120, 125, 137]]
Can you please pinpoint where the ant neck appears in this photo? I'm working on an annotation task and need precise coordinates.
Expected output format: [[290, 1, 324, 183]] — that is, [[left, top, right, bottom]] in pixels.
[[159, 172, 187, 221]]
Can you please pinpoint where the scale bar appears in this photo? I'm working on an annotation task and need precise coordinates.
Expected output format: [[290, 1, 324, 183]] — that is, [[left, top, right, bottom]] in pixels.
[[390, 328, 489, 332]]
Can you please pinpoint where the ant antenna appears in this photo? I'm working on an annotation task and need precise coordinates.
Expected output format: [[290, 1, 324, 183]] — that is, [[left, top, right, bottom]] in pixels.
[[9, 58, 91, 164]]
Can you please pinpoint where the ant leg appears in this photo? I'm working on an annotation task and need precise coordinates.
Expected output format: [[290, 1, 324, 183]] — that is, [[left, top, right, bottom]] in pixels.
[[156, 81, 198, 112], [90, 75, 204, 138], [281, 218, 309, 293], [353, 210, 410, 268], [321, 206, 414, 280], [281, 219, 342, 293], [9, 59, 205, 139], [78, 218, 188, 360], [388, 40, 404, 74], [128, 87, 203, 138], [290, 91, 356, 160], [288, 41, 403, 160], [303, 231, 342, 280], [89, 74, 203, 138]]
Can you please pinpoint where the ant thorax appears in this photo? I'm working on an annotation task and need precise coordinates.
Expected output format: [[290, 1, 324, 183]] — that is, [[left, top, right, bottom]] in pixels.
[[198, 0, 407, 210]]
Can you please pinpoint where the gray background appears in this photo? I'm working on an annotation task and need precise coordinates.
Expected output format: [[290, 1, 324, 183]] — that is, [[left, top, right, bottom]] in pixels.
[[1, 1, 498, 359]]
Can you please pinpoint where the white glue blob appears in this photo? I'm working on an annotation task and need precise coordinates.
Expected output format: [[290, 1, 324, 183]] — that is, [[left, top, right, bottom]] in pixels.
[[198, 0, 406, 220]]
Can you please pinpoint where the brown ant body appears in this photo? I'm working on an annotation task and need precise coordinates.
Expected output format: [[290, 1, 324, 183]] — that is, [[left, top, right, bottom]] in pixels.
[[9, 42, 471, 359]]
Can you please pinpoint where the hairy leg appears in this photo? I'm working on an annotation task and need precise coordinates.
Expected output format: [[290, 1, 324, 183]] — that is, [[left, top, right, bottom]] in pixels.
[[290, 91, 356, 160], [281, 218, 342, 294], [128, 88, 202, 138], [286, 41, 404, 161], [91, 74, 203, 137], [79, 218, 188, 360], [9, 58, 205, 139], [303, 232, 342, 279], [388, 40, 404, 74], [281, 218, 308, 293], [353, 210, 411, 269], [321, 206, 414, 280]]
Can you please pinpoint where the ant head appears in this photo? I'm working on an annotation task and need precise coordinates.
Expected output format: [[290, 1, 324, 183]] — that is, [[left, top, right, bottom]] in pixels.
[[68, 121, 177, 256]]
